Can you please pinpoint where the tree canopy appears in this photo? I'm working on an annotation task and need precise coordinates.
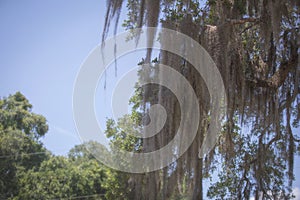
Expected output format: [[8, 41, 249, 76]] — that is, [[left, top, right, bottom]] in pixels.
[[0, 93, 108, 199], [0, 92, 49, 199], [102, 0, 300, 199]]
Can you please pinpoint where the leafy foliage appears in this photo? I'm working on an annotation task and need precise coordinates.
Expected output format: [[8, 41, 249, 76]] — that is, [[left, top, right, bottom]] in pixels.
[[16, 156, 107, 199], [0, 93, 108, 199], [0, 92, 49, 199]]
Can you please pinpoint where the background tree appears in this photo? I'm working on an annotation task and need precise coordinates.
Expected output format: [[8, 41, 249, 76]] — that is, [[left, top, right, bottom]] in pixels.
[[0, 93, 112, 199], [0, 92, 49, 199], [103, 114, 143, 200], [16, 155, 107, 200]]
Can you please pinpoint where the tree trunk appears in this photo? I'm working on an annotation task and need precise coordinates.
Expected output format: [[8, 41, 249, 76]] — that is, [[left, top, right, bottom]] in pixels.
[[192, 157, 203, 200]]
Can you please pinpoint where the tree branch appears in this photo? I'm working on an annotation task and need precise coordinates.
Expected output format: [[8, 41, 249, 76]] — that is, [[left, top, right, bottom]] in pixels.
[[226, 17, 259, 25], [247, 57, 297, 88], [279, 86, 299, 113]]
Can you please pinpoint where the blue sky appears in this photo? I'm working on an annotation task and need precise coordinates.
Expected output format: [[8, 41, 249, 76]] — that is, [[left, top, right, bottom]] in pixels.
[[0, 0, 107, 154], [0, 0, 299, 197], [0, 0, 148, 155]]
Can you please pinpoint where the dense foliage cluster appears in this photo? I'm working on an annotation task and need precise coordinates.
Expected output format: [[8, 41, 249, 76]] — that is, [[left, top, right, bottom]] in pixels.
[[0, 93, 109, 199]]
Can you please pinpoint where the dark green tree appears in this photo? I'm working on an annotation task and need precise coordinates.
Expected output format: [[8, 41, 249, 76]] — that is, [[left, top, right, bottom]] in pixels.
[[0, 92, 49, 199], [15, 155, 107, 200], [103, 115, 142, 200]]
